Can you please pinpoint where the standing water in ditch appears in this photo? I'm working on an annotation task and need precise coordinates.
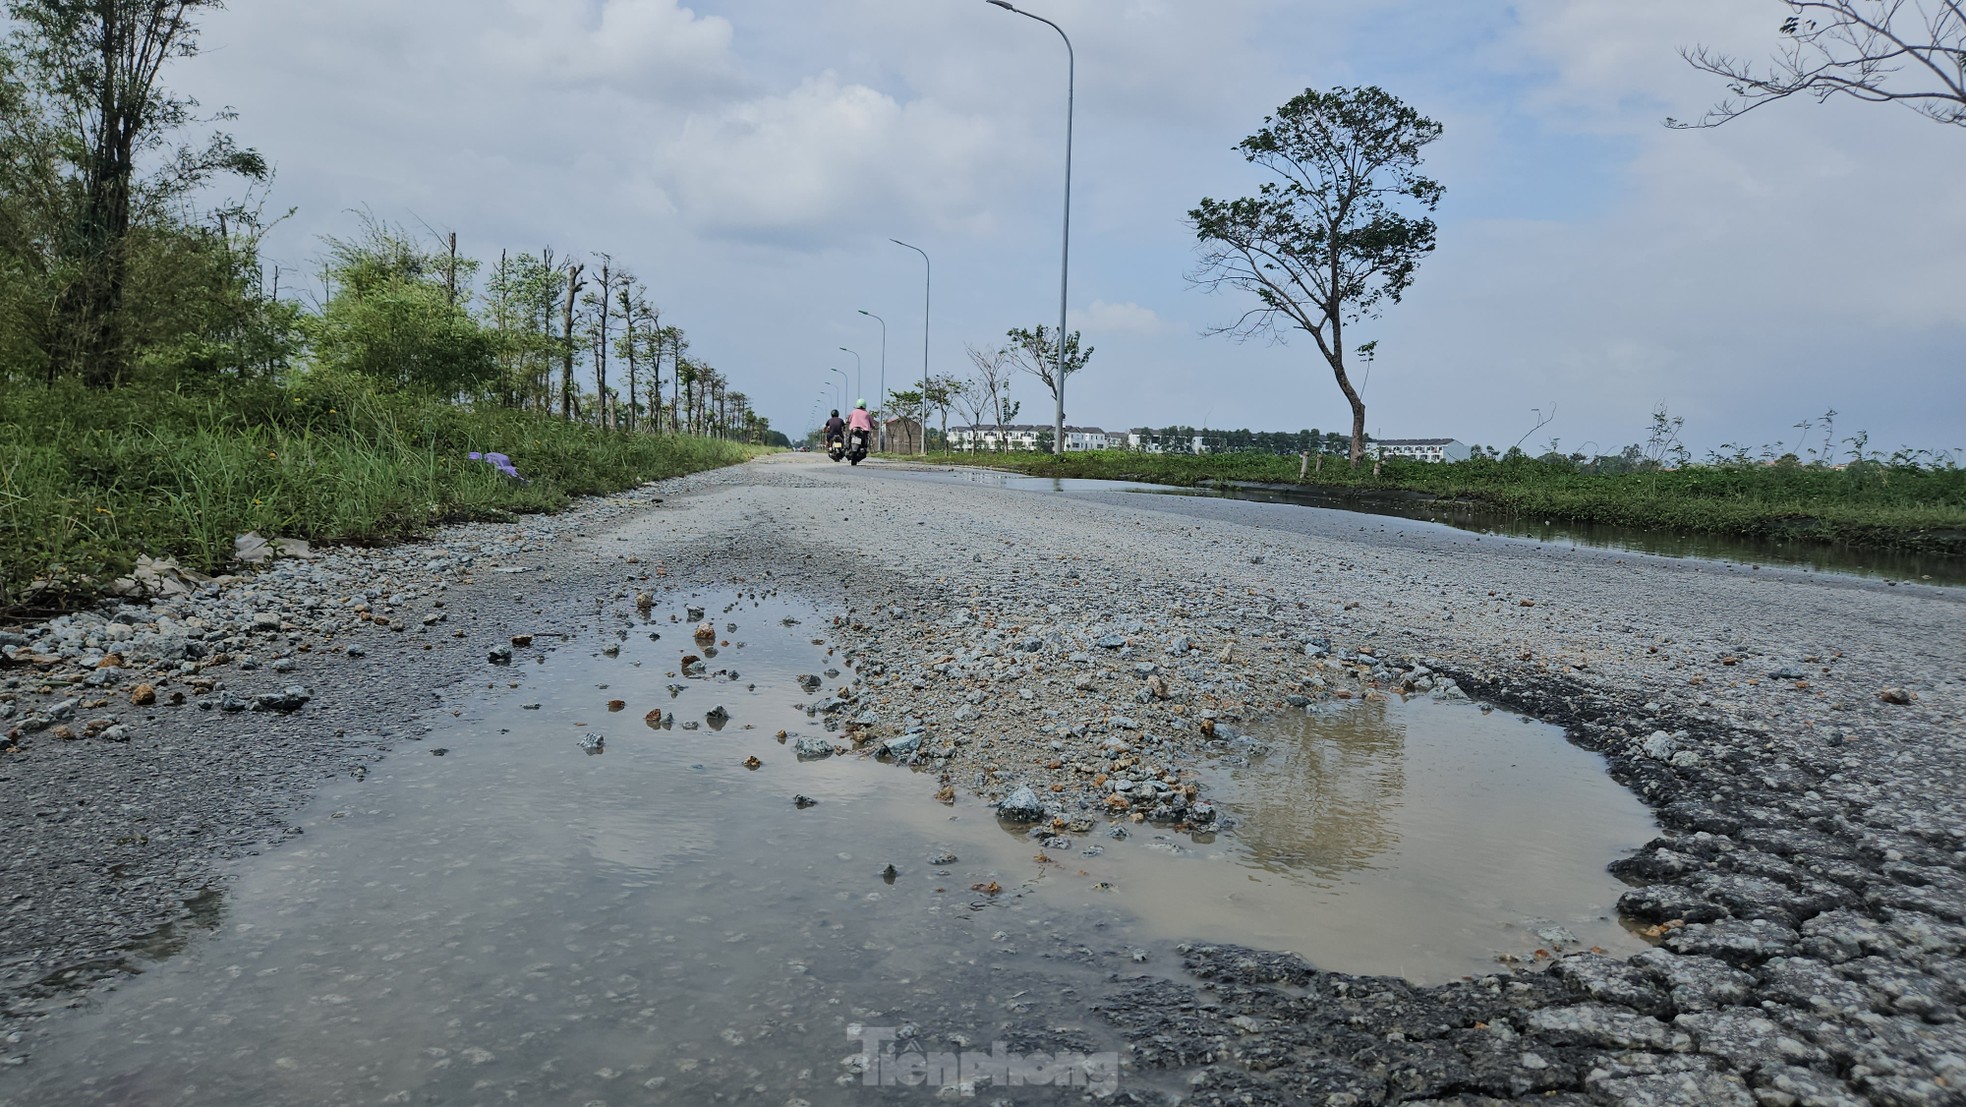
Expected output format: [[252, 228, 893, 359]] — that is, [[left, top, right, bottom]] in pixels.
[[0, 590, 1653, 1105]]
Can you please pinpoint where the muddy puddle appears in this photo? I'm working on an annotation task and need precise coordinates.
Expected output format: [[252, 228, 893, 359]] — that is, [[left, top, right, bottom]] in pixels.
[[1, 590, 1653, 1105]]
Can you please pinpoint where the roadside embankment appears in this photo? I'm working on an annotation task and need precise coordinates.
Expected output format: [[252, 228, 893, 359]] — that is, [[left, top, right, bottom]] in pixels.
[[0, 379, 759, 615]]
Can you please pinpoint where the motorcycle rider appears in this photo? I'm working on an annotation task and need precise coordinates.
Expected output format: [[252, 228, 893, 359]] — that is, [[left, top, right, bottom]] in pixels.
[[846, 400, 874, 453], [822, 409, 846, 450]]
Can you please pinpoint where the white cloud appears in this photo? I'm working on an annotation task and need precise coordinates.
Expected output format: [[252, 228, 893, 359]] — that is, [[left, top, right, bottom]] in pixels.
[[479, 0, 740, 98], [1072, 300, 1167, 336], [656, 72, 1015, 247]]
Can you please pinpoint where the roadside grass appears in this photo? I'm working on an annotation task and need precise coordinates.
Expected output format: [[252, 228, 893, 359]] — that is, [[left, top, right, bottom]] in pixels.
[[0, 378, 759, 611], [921, 450, 1966, 555]]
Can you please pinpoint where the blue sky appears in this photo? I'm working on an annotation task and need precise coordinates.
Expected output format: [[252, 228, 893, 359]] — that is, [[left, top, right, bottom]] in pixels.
[[171, 0, 1964, 457]]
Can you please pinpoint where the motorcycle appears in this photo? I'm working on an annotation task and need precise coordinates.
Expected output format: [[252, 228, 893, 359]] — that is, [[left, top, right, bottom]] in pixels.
[[825, 433, 846, 463], [845, 428, 870, 466]]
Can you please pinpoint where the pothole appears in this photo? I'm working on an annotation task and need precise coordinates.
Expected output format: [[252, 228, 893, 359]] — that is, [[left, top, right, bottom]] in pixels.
[[0, 588, 1657, 1103], [1049, 695, 1661, 978]]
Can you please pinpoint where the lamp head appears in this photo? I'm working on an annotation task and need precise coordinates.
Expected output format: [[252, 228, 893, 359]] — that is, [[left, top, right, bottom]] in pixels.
[[987, 0, 1015, 8]]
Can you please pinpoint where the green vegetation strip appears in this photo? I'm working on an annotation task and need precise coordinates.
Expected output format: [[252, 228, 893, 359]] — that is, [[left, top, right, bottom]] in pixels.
[[923, 451, 1966, 556], [0, 380, 758, 611]]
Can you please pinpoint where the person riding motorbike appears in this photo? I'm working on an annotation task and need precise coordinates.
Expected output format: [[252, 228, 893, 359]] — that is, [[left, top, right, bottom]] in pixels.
[[822, 409, 846, 450], [846, 401, 874, 453]]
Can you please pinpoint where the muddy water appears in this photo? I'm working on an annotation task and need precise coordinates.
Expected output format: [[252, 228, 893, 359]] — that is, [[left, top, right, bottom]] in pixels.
[[0, 591, 1653, 1106]]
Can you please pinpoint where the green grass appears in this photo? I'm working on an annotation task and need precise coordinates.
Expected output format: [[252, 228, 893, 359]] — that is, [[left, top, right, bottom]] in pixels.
[[923, 450, 1966, 555], [0, 377, 759, 611]]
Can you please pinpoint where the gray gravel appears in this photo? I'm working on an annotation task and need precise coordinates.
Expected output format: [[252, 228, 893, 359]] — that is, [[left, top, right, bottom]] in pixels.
[[4, 452, 1963, 1105]]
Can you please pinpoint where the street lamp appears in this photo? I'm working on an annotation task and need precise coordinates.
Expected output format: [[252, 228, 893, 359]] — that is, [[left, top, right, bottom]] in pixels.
[[858, 309, 888, 451], [986, 0, 1074, 456], [824, 378, 842, 412], [890, 239, 931, 456], [857, 310, 887, 411], [828, 367, 849, 414], [838, 347, 862, 404]]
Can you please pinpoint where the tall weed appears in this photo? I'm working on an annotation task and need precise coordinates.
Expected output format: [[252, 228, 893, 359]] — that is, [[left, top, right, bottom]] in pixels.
[[0, 380, 753, 610]]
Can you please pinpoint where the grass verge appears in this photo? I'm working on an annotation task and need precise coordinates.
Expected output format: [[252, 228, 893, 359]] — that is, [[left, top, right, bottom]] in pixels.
[[920, 450, 1966, 556], [0, 377, 760, 612]]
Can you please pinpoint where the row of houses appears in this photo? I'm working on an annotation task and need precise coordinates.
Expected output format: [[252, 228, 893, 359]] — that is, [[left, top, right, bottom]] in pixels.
[[945, 425, 1470, 461], [949, 425, 1119, 451]]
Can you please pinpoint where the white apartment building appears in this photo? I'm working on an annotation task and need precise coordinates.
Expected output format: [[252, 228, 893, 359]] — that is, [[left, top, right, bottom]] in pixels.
[[1125, 432, 1211, 454], [1370, 438, 1471, 462], [951, 425, 1114, 451]]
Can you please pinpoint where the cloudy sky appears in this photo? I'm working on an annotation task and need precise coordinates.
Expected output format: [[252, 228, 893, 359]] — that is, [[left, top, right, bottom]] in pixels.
[[172, 0, 1964, 456]]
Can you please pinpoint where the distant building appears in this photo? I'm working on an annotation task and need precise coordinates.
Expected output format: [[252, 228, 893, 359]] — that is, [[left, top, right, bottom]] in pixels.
[[951, 424, 1113, 452], [1370, 438, 1470, 463], [1126, 430, 1211, 454]]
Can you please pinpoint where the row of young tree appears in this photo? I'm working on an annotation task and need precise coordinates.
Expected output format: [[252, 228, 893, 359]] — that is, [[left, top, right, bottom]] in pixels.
[[309, 220, 774, 440], [0, 0, 774, 442]]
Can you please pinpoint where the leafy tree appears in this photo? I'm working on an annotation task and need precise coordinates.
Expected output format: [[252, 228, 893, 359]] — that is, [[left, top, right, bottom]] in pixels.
[[889, 387, 924, 450], [307, 220, 496, 395], [485, 248, 566, 410], [922, 373, 963, 452], [6, 0, 267, 387], [1002, 324, 1092, 453], [1190, 86, 1444, 467], [1674, 2, 1966, 129], [125, 203, 302, 382]]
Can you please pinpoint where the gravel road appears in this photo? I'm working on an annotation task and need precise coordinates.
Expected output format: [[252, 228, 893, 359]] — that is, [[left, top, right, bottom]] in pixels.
[[4, 452, 1962, 1105]]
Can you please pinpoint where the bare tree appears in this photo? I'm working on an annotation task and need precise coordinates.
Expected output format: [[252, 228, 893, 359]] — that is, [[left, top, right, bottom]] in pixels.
[[659, 325, 683, 433], [583, 254, 614, 428], [949, 376, 990, 453], [615, 280, 655, 433], [1675, 2, 1966, 128], [963, 343, 1014, 453], [1510, 403, 1557, 456], [669, 332, 690, 433]]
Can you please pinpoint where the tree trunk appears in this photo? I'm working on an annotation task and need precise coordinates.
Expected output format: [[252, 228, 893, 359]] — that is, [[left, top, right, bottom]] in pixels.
[[561, 263, 584, 420], [593, 261, 610, 429], [623, 311, 637, 433]]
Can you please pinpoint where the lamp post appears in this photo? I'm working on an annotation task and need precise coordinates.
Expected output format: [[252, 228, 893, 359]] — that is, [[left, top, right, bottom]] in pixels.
[[828, 368, 848, 414], [986, 0, 1073, 456], [858, 310, 888, 451], [890, 239, 931, 455], [838, 347, 862, 405], [857, 311, 886, 410]]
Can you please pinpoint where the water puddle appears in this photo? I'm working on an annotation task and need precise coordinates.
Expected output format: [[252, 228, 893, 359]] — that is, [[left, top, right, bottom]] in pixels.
[[1138, 698, 1657, 975], [1, 590, 1653, 1104], [862, 466, 1964, 584]]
